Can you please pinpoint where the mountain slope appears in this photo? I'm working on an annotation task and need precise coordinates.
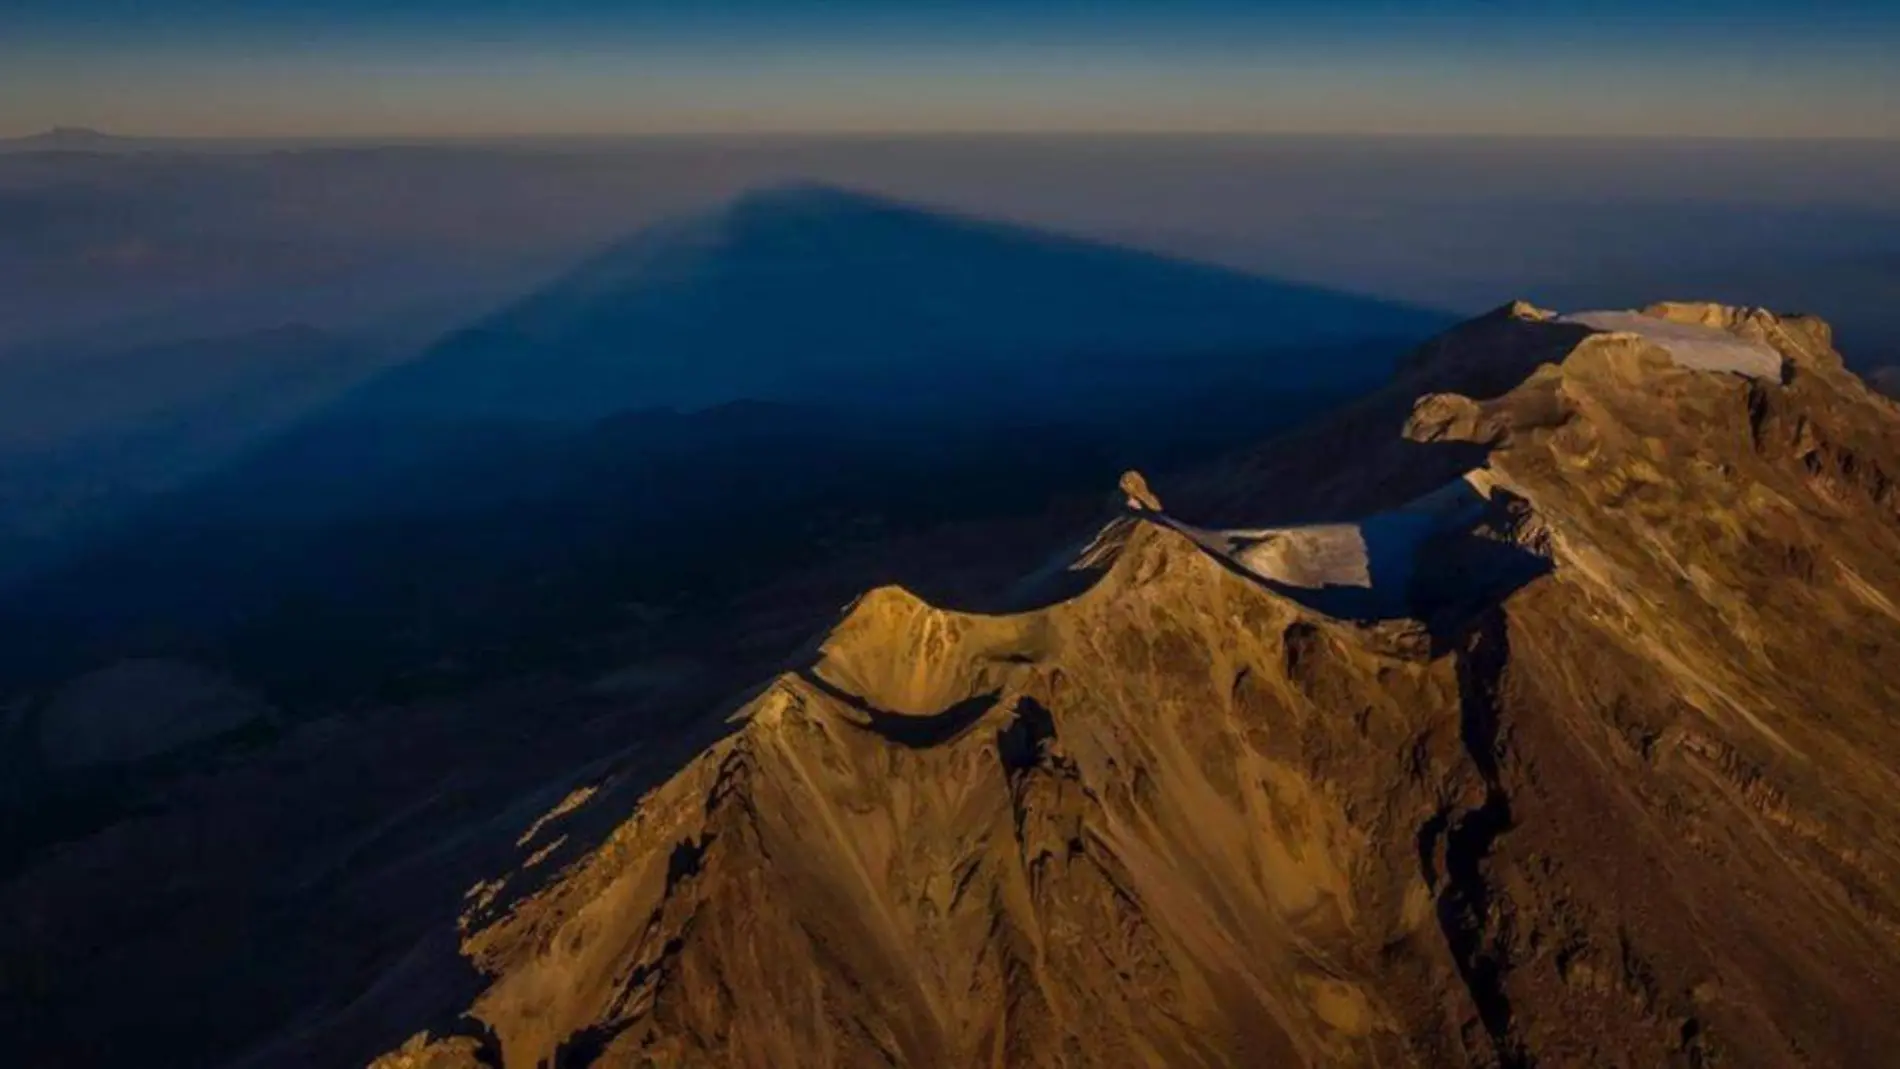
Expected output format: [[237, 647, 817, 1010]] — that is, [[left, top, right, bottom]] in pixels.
[[374, 302, 1900, 1068], [346, 184, 1447, 422]]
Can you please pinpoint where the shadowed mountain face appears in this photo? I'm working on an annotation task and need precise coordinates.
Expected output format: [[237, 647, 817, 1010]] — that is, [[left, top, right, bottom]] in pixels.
[[348, 184, 1446, 422]]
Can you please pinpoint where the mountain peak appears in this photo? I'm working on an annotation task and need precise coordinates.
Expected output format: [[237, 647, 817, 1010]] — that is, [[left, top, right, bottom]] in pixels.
[[9, 126, 121, 149], [373, 298, 1900, 1068], [1396, 298, 1826, 405]]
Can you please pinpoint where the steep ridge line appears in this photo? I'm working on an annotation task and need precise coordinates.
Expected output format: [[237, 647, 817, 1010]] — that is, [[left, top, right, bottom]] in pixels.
[[367, 301, 1900, 1069]]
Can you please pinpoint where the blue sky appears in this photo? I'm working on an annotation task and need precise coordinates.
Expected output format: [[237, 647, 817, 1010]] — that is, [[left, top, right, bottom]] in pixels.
[[3, 1, 1897, 137]]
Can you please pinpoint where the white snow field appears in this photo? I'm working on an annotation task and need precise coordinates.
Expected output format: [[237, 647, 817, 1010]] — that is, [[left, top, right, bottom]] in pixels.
[[1168, 470, 1501, 617], [1562, 310, 1784, 379]]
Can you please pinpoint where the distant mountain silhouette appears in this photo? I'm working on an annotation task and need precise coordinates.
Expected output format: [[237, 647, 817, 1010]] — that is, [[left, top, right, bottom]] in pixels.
[[0, 127, 128, 153], [347, 183, 1449, 422]]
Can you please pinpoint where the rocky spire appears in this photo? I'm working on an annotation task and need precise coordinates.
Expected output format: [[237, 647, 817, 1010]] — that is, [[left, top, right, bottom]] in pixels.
[[1118, 469, 1162, 513]]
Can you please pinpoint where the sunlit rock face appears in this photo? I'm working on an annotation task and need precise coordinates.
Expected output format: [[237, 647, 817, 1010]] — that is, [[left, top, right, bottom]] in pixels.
[[1562, 309, 1786, 379], [348, 300, 1900, 1068]]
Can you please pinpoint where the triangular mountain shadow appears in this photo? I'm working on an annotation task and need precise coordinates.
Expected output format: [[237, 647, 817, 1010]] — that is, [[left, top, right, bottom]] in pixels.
[[342, 182, 1454, 423], [0, 186, 1453, 707]]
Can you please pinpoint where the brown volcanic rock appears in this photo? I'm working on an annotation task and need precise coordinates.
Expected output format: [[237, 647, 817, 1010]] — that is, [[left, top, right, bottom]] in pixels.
[[381, 303, 1900, 1068], [1119, 468, 1164, 512]]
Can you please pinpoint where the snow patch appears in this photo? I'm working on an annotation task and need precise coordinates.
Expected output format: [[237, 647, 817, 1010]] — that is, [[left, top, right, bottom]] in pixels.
[[1562, 310, 1783, 379], [1168, 470, 1501, 617]]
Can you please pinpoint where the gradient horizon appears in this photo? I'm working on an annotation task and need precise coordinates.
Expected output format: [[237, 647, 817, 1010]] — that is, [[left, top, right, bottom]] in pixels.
[[3, 1, 1898, 139]]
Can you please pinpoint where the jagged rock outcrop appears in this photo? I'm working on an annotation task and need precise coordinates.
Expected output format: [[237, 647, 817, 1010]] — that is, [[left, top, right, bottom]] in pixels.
[[1119, 469, 1163, 513], [377, 302, 1900, 1068]]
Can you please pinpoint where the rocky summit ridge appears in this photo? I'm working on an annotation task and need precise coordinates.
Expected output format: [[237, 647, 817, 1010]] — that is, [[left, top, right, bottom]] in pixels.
[[373, 301, 1900, 1068]]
